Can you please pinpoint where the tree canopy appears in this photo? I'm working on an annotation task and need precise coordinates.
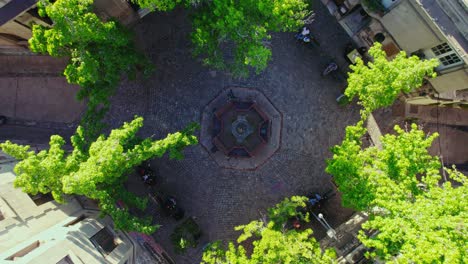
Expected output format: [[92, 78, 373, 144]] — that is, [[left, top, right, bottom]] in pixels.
[[29, 0, 150, 98], [191, 0, 310, 77], [0, 117, 198, 234], [326, 123, 467, 262], [202, 196, 336, 264], [326, 123, 440, 211], [345, 42, 439, 113], [29, 0, 152, 144], [360, 169, 467, 263], [132, 0, 311, 77]]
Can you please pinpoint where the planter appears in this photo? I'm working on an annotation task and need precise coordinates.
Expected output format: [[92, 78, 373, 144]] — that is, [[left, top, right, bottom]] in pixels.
[[170, 217, 202, 254]]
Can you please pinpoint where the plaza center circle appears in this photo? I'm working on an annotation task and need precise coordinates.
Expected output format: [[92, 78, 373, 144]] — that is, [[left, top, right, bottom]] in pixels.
[[231, 115, 254, 143], [200, 88, 282, 169]]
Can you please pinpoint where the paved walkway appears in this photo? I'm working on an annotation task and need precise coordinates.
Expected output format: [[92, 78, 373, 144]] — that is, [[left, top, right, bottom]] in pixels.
[[106, 2, 361, 263], [0, 54, 85, 127], [0, 77, 85, 123], [0, 55, 67, 76], [0, 3, 462, 262], [0, 2, 362, 262]]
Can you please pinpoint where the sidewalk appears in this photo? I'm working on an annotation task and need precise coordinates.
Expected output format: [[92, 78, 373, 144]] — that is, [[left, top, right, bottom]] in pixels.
[[0, 124, 75, 146], [0, 54, 84, 145], [0, 53, 85, 124], [0, 76, 85, 123], [0, 55, 67, 76]]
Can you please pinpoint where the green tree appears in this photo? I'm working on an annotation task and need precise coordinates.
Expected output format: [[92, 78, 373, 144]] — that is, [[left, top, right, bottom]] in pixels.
[[359, 169, 467, 263], [327, 123, 467, 262], [202, 196, 336, 264], [345, 42, 439, 113], [326, 123, 440, 211], [131, 0, 186, 11], [29, 0, 152, 144], [0, 117, 198, 234], [131, 0, 310, 77], [191, 0, 310, 77], [29, 0, 150, 97]]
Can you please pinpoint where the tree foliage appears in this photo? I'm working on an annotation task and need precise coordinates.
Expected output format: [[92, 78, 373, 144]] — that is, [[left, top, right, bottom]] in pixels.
[[30, 0, 150, 97], [326, 123, 440, 211], [132, 0, 310, 77], [191, 0, 310, 77], [201, 196, 336, 264], [359, 169, 467, 263], [0, 117, 198, 234], [326, 123, 467, 262], [29, 0, 152, 145], [131, 0, 186, 11], [345, 42, 439, 113]]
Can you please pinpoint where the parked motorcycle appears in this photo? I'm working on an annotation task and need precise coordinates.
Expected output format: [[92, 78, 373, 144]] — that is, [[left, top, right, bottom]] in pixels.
[[294, 27, 320, 46], [153, 193, 185, 221], [307, 189, 335, 209], [137, 161, 156, 186], [321, 62, 338, 76]]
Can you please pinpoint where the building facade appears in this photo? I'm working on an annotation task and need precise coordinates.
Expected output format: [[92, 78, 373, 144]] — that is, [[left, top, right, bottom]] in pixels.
[[322, 0, 468, 107], [0, 151, 136, 263], [0, 151, 174, 264]]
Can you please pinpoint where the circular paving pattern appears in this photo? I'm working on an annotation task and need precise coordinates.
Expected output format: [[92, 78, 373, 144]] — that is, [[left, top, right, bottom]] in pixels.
[[200, 87, 282, 170]]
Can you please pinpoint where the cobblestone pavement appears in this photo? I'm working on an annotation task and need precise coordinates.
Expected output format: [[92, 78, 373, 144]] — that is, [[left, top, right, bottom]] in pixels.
[[106, 2, 361, 263]]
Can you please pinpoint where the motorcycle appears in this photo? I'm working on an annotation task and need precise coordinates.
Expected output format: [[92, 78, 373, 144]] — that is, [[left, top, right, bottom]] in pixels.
[[321, 62, 338, 76], [307, 190, 335, 209], [294, 27, 320, 46], [153, 193, 185, 221], [137, 161, 156, 186]]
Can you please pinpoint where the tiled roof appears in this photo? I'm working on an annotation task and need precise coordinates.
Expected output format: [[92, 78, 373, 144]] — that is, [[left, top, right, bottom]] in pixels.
[[0, 0, 37, 26], [419, 0, 468, 54]]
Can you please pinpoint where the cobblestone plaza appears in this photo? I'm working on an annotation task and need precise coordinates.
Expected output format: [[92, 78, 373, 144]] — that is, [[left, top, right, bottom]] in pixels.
[[104, 3, 361, 263]]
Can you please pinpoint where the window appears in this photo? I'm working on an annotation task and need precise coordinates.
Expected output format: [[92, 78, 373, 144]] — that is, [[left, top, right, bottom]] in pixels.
[[432, 43, 452, 55], [56, 255, 74, 264], [430, 43, 463, 69], [89, 227, 118, 255], [439, 53, 462, 66], [5, 241, 40, 261]]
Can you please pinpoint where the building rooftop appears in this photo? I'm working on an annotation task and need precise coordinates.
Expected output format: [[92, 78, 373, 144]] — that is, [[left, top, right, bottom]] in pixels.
[[0, 151, 134, 263], [0, 0, 37, 26], [419, 0, 468, 60]]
